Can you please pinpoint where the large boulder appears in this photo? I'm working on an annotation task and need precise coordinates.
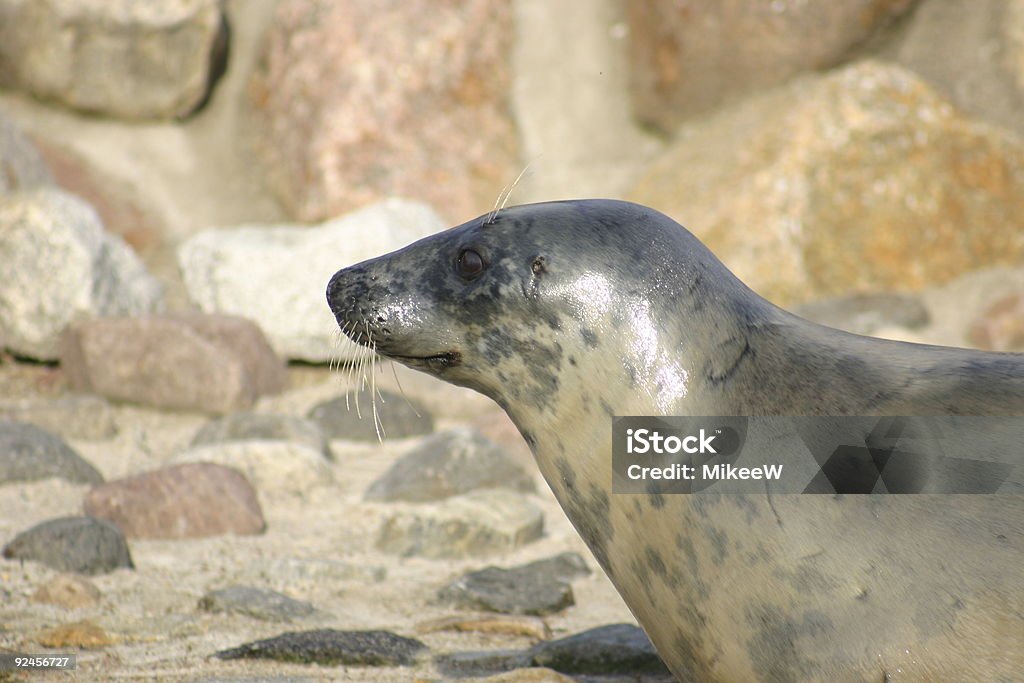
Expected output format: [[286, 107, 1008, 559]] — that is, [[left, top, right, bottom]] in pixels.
[[0, 0, 227, 119], [629, 61, 1024, 305], [0, 189, 163, 360], [248, 0, 518, 222], [178, 198, 445, 362], [627, 0, 918, 132]]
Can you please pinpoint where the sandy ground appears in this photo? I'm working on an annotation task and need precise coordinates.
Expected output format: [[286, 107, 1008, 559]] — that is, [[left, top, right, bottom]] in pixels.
[[0, 361, 637, 682]]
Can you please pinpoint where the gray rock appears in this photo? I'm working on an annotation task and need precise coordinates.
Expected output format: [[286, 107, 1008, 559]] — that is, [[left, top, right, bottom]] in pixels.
[[438, 553, 590, 616], [529, 624, 670, 676], [0, 395, 116, 440], [433, 650, 532, 678], [0, 0, 227, 119], [375, 489, 544, 559], [178, 198, 445, 361], [794, 293, 930, 336], [0, 189, 163, 360], [170, 441, 332, 495], [0, 419, 103, 485], [0, 114, 53, 195], [366, 428, 534, 502], [192, 412, 331, 459], [199, 586, 317, 622], [215, 629, 427, 666], [2, 516, 133, 575], [60, 314, 286, 413], [83, 463, 266, 539], [310, 388, 434, 442]]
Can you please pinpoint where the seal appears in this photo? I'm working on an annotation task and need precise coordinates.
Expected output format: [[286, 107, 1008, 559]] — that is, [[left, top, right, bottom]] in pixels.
[[326, 199, 1024, 681]]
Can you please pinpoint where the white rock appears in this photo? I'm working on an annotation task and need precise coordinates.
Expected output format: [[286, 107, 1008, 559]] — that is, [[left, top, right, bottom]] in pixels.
[[178, 198, 446, 362], [170, 441, 333, 496], [0, 189, 164, 360], [0, 114, 53, 195]]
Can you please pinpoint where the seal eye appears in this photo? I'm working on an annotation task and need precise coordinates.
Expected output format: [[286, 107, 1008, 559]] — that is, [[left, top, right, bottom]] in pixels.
[[456, 249, 485, 279]]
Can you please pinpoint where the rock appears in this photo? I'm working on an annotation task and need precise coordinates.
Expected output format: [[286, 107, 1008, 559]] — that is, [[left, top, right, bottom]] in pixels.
[[199, 585, 317, 622], [0, 189, 163, 360], [83, 463, 266, 539], [32, 573, 102, 609], [0, 0, 227, 119], [438, 553, 589, 616], [0, 420, 103, 485], [365, 428, 534, 502], [627, 0, 918, 132], [0, 114, 53, 194], [170, 442, 332, 495], [215, 629, 427, 666], [433, 650, 532, 678], [249, 0, 518, 222], [968, 292, 1024, 351], [629, 61, 1024, 306], [191, 412, 331, 459], [0, 395, 117, 440], [794, 292, 930, 336], [885, 0, 1024, 140], [178, 199, 445, 361], [528, 623, 670, 676], [309, 388, 434, 442], [35, 619, 113, 649], [2, 516, 133, 575], [375, 489, 544, 559], [60, 314, 286, 413], [416, 615, 550, 640]]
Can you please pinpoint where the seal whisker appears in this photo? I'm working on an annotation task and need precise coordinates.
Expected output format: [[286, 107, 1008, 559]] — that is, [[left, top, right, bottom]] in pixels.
[[486, 159, 537, 225], [389, 359, 423, 419]]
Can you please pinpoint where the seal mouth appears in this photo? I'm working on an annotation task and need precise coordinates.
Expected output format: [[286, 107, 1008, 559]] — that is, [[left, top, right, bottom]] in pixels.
[[386, 351, 463, 370]]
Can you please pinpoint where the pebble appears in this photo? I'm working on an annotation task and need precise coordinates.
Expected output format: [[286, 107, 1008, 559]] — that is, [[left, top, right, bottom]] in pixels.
[[968, 292, 1024, 352], [215, 629, 427, 667], [83, 463, 266, 539], [308, 388, 434, 442], [32, 573, 102, 609], [438, 552, 590, 616], [2, 516, 133, 575], [375, 489, 544, 559], [365, 428, 535, 502], [199, 585, 317, 622], [191, 412, 332, 459], [474, 669, 580, 683], [0, 419, 103, 485]]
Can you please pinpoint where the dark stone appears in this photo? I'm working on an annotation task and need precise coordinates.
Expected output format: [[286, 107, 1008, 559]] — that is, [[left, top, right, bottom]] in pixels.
[[215, 629, 427, 666], [365, 428, 534, 502], [438, 552, 589, 616], [2, 516, 133, 575], [191, 412, 331, 459], [199, 585, 317, 622], [432, 649, 532, 678], [308, 388, 433, 442], [0, 419, 103, 485], [528, 623, 671, 676]]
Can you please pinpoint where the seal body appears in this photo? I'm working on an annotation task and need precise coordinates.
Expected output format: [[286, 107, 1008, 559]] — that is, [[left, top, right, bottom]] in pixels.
[[327, 200, 1024, 681]]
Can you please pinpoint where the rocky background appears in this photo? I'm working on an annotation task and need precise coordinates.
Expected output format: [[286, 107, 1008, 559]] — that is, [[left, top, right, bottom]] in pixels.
[[1, 1, 1023, 681]]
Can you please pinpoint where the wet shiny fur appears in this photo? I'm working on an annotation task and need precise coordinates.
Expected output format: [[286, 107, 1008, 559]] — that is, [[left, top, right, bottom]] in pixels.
[[327, 199, 1024, 682]]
